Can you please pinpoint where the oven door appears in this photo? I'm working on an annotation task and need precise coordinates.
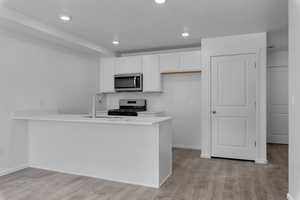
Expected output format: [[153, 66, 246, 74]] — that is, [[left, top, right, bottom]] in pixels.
[[114, 74, 143, 92]]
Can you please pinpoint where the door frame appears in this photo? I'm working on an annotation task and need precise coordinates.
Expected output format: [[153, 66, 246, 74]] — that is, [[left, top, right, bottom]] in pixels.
[[200, 33, 267, 164]]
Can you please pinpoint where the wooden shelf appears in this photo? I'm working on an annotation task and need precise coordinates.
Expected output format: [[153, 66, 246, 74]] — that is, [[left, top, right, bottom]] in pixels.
[[161, 70, 201, 75]]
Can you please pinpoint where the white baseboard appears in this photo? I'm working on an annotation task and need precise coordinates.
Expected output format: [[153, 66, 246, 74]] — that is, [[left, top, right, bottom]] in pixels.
[[268, 135, 289, 144], [200, 154, 211, 159], [198, 153, 267, 162], [29, 165, 160, 188], [287, 193, 295, 200], [173, 145, 201, 151], [255, 159, 268, 164], [199, 156, 267, 163], [0, 165, 28, 176], [159, 171, 172, 188]]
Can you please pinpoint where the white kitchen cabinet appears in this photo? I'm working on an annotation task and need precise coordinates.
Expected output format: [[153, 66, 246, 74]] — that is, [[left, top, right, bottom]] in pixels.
[[115, 56, 142, 74], [180, 51, 202, 71], [142, 55, 162, 92], [159, 53, 181, 73], [99, 58, 115, 93], [159, 51, 201, 73], [98, 51, 201, 94]]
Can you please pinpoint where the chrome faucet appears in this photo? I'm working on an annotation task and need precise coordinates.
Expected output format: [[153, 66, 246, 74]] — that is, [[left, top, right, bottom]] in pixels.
[[91, 93, 104, 118], [91, 95, 97, 118]]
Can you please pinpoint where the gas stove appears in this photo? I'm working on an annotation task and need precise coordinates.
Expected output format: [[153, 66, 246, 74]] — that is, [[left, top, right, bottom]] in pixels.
[[108, 109, 138, 116], [108, 99, 147, 117]]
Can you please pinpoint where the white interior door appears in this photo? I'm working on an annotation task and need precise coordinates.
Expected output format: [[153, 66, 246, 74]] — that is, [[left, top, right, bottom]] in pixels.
[[211, 54, 256, 160], [267, 66, 288, 144]]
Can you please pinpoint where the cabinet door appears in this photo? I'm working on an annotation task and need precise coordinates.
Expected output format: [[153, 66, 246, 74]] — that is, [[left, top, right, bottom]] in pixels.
[[180, 51, 202, 71], [142, 55, 162, 92], [159, 53, 181, 73], [115, 56, 142, 74], [99, 58, 115, 93]]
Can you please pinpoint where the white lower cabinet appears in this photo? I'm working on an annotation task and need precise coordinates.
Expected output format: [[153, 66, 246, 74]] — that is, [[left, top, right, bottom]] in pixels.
[[99, 58, 115, 93], [142, 55, 162, 92]]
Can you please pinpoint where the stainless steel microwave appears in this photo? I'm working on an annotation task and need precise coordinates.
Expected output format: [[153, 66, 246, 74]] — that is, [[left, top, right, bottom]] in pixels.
[[114, 73, 143, 92]]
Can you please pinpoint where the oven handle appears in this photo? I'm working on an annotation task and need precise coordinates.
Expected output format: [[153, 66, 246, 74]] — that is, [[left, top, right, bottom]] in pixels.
[[134, 77, 137, 88]]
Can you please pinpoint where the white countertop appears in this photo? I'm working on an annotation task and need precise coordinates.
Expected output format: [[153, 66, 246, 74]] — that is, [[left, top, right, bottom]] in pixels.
[[12, 113, 172, 126], [97, 110, 165, 115]]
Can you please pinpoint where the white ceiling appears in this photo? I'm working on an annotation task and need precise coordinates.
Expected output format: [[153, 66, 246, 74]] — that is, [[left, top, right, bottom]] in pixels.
[[2, 0, 288, 53]]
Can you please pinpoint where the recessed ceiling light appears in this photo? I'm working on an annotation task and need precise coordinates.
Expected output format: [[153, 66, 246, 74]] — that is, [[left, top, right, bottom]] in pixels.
[[112, 40, 120, 45], [155, 0, 166, 4], [181, 32, 190, 38], [59, 15, 71, 22]]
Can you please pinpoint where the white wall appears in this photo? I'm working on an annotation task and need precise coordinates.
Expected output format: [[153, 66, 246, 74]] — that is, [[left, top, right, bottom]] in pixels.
[[105, 73, 202, 150], [267, 51, 289, 144], [268, 29, 289, 52], [0, 29, 99, 174], [289, 0, 300, 199], [268, 51, 289, 66]]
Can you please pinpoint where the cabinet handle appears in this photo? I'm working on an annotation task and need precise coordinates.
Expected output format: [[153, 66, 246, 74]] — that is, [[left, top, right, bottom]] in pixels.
[[212, 111, 217, 114]]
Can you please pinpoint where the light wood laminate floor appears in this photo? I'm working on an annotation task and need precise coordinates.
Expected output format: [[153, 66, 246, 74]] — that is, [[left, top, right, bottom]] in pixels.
[[0, 144, 288, 200]]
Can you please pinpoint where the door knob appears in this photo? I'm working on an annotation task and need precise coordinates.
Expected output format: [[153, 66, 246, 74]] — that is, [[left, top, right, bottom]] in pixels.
[[212, 111, 217, 114]]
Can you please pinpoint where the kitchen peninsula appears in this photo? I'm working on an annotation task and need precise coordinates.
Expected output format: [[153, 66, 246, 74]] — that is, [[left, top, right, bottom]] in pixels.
[[12, 114, 172, 188]]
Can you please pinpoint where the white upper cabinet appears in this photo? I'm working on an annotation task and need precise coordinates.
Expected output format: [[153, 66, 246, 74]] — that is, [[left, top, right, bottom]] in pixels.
[[180, 51, 202, 71], [159, 51, 201, 73], [142, 55, 162, 92], [98, 50, 201, 93], [115, 56, 142, 74], [159, 53, 181, 73], [99, 58, 115, 93]]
